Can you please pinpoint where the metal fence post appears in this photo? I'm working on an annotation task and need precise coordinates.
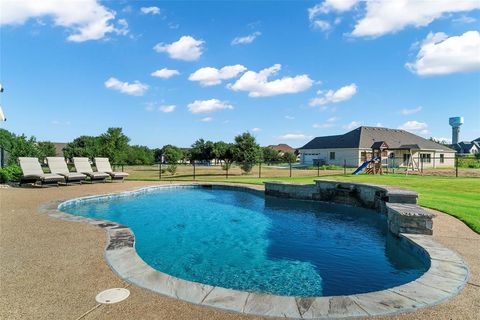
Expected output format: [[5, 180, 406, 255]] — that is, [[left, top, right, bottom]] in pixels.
[[317, 161, 320, 177], [455, 154, 458, 177], [159, 162, 162, 180], [420, 156, 423, 174], [193, 162, 196, 180], [226, 163, 229, 179], [344, 159, 346, 175], [258, 162, 262, 178], [289, 161, 292, 177], [121, 164, 124, 172]]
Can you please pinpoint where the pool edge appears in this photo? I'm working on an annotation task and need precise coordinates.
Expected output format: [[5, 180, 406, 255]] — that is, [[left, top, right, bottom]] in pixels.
[[39, 183, 470, 319]]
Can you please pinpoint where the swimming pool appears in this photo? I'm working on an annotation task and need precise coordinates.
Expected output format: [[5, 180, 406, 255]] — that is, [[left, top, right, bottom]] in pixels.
[[60, 185, 428, 297]]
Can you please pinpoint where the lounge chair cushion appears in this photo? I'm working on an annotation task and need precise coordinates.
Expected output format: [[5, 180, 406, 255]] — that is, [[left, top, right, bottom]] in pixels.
[[84, 172, 109, 180], [62, 172, 87, 181], [73, 157, 94, 173], [94, 157, 129, 179], [109, 171, 129, 178], [39, 173, 65, 182], [19, 157, 64, 184]]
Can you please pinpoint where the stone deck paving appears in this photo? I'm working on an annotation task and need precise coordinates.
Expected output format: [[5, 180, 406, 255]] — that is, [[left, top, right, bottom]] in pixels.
[[1, 181, 479, 320]]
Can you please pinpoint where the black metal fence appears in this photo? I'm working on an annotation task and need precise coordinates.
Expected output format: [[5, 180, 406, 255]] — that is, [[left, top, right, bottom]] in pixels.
[[113, 155, 480, 181]]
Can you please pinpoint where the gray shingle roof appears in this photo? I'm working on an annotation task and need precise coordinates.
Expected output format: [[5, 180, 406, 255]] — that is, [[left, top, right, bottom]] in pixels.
[[300, 126, 455, 152]]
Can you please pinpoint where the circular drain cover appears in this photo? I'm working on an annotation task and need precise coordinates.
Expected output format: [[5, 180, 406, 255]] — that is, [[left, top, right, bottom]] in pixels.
[[95, 288, 130, 304]]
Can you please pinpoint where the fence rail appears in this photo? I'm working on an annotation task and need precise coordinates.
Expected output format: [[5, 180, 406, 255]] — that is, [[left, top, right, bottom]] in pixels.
[[113, 155, 480, 181]]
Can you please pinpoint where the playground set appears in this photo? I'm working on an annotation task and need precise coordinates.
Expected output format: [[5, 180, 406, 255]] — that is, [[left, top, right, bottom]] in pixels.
[[352, 141, 421, 175]]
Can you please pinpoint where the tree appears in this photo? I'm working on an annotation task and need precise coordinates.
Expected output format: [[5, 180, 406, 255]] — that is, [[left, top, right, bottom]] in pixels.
[[99, 127, 130, 164], [282, 151, 297, 164], [190, 139, 215, 163], [153, 148, 163, 163], [233, 132, 261, 173], [162, 144, 183, 175], [125, 145, 155, 165], [429, 137, 450, 146], [262, 147, 280, 164], [0, 129, 15, 151], [63, 135, 102, 160], [37, 141, 57, 159], [214, 141, 235, 170], [9, 134, 39, 165]]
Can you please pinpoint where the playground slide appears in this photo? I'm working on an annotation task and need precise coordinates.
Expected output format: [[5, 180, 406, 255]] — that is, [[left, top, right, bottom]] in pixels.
[[352, 160, 371, 175]]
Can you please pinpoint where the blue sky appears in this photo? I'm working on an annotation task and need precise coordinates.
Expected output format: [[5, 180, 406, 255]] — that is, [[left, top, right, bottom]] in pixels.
[[1, 0, 479, 148]]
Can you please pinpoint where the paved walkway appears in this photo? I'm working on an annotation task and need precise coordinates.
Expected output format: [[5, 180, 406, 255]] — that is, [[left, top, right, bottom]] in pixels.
[[1, 181, 479, 319]]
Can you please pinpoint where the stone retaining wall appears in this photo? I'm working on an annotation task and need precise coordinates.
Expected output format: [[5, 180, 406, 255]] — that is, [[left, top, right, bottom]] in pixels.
[[264, 180, 434, 235]]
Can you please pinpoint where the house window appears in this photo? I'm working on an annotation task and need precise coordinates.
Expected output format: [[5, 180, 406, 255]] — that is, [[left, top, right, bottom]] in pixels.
[[330, 152, 335, 160], [403, 154, 411, 163], [440, 154, 444, 163], [420, 153, 431, 163]]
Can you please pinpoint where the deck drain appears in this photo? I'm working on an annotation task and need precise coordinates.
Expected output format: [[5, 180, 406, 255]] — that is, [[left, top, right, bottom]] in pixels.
[[95, 288, 130, 304]]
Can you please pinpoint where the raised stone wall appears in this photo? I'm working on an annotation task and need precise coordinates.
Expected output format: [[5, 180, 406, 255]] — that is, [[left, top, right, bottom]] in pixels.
[[264, 180, 434, 236]]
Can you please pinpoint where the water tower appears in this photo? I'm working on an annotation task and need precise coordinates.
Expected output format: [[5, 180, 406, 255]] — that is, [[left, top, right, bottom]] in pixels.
[[449, 117, 464, 144]]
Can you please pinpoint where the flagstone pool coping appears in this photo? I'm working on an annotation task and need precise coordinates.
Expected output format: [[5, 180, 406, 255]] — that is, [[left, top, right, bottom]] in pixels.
[[39, 183, 469, 319]]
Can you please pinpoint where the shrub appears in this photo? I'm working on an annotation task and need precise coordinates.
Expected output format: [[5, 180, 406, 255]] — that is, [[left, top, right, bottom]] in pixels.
[[0, 164, 22, 183], [457, 156, 480, 169], [167, 164, 177, 175]]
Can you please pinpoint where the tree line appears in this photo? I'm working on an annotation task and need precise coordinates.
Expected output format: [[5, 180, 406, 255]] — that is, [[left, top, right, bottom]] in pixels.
[[0, 127, 298, 176]]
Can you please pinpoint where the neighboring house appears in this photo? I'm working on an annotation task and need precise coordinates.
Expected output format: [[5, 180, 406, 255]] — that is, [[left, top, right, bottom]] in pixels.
[[298, 126, 456, 168], [450, 138, 480, 155], [267, 144, 296, 156], [52, 142, 68, 157]]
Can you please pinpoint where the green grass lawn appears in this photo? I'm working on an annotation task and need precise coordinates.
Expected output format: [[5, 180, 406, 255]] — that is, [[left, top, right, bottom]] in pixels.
[[202, 174, 480, 234]]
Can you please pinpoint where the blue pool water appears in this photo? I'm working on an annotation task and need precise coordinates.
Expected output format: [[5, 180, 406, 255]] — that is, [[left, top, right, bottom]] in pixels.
[[60, 186, 428, 297]]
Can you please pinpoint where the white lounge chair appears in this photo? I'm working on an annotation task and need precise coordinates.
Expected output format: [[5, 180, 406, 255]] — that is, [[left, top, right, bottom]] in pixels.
[[47, 157, 86, 184], [19, 157, 64, 187], [94, 157, 129, 182], [73, 157, 109, 183]]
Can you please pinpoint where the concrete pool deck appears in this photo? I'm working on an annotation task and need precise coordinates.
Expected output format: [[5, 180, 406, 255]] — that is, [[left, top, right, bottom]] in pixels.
[[1, 181, 479, 319]]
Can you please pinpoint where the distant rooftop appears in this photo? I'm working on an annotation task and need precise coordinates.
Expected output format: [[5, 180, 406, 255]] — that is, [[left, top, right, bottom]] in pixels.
[[299, 126, 455, 152], [267, 143, 296, 153]]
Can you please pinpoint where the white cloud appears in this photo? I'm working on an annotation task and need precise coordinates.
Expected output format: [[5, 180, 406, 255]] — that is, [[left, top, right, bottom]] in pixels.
[[277, 133, 311, 140], [351, 0, 480, 38], [343, 121, 361, 130], [200, 117, 213, 122], [51, 120, 71, 126], [453, 15, 477, 24], [312, 20, 331, 32], [115, 19, 129, 36], [406, 31, 480, 76], [140, 7, 160, 15], [398, 120, 428, 133], [154, 36, 204, 61], [313, 123, 334, 129], [400, 106, 422, 115], [228, 64, 313, 97], [0, 0, 127, 42], [313, 116, 339, 128], [285, 115, 295, 120], [104, 77, 148, 96], [145, 103, 155, 112], [189, 65, 247, 86], [309, 83, 357, 106], [231, 31, 261, 45], [308, 0, 358, 19], [251, 128, 261, 132], [432, 137, 451, 144], [151, 68, 180, 79], [187, 99, 233, 114], [308, 1, 358, 32], [159, 105, 176, 113]]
